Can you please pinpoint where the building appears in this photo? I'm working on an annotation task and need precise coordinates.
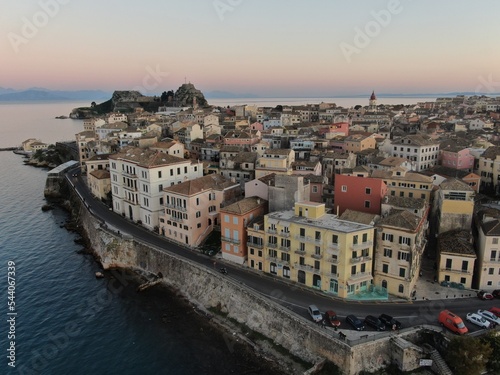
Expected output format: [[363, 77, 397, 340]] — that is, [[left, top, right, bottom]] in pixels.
[[475, 208, 500, 290], [334, 174, 387, 216], [256, 201, 375, 299], [247, 217, 266, 272], [88, 169, 111, 201], [255, 148, 295, 179], [433, 178, 475, 234], [390, 135, 440, 171], [343, 134, 376, 153], [160, 174, 241, 247], [477, 146, 500, 193], [220, 197, 268, 264], [109, 146, 203, 230], [371, 168, 434, 204], [437, 230, 476, 289], [439, 146, 474, 171], [374, 205, 428, 299]]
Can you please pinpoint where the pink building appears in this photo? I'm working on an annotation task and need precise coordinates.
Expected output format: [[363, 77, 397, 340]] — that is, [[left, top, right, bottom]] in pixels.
[[334, 174, 387, 216], [223, 130, 261, 147], [318, 122, 349, 137], [440, 147, 474, 171]]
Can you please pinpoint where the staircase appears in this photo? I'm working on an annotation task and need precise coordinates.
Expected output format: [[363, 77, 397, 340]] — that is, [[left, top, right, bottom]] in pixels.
[[429, 349, 453, 375]]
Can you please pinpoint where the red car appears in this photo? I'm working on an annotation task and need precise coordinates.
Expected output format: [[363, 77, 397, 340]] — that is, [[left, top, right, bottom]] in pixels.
[[478, 290, 494, 300], [323, 310, 341, 327]]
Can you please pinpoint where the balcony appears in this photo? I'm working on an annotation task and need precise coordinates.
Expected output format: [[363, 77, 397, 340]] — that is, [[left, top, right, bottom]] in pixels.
[[267, 242, 278, 249], [266, 256, 290, 266], [280, 231, 291, 238], [279, 246, 291, 252], [327, 242, 340, 250], [266, 228, 277, 234], [247, 241, 264, 249], [326, 248, 340, 257], [169, 215, 184, 224], [123, 184, 138, 192], [294, 263, 316, 272], [348, 272, 372, 283], [350, 241, 373, 250], [312, 253, 323, 260], [350, 256, 372, 264], [294, 249, 306, 255], [325, 257, 339, 264], [123, 171, 137, 178], [165, 203, 187, 212], [440, 268, 471, 274], [221, 236, 240, 245]]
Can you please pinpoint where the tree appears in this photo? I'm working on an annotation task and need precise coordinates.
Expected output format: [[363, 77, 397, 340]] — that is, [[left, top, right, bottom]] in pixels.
[[482, 331, 500, 373], [90, 101, 96, 108], [160, 91, 168, 103], [446, 336, 492, 375]]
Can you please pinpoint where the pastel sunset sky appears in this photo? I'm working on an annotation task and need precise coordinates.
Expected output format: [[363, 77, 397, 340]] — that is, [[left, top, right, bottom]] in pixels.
[[1, 0, 499, 96]]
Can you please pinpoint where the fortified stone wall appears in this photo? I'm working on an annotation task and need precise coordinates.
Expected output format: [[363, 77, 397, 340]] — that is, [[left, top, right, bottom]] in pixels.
[[69, 183, 421, 375]]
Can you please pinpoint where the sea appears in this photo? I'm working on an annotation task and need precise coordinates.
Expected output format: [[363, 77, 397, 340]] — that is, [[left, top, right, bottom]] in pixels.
[[0, 97, 434, 375]]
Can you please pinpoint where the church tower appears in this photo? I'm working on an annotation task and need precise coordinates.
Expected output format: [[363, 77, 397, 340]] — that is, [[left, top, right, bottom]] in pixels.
[[369, 91, 377, 111]]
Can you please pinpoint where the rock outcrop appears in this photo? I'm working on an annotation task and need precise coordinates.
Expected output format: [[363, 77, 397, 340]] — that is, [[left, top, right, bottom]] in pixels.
[[174, 83, 208, 107]]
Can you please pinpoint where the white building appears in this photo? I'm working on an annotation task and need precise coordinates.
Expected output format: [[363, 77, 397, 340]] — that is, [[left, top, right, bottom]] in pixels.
[[390, 135, 440, 171], [109, 146, 203, 230]]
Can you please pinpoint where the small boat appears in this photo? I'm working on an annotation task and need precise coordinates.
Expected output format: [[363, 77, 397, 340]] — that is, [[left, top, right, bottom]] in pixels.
[[55, 115, 68, 119]]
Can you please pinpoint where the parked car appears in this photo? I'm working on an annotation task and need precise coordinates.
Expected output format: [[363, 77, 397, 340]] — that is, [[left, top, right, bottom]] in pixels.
[[438, 310, 468, 335], [466, 312, 491, 329], [346, 314, 365, 331], [308, 305, 322, 323], [478, 290, 494, 300], [378, 314, 402, 330], [493, 290, 500, 298], [489, 307, 500, 318], [323, 310, 341, 327], [477, 309, 500, 326], [364, 315, 386, 331]]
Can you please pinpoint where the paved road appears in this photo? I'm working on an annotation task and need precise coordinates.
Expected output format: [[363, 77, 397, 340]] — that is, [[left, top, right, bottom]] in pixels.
[[66, 168, 500, 335]]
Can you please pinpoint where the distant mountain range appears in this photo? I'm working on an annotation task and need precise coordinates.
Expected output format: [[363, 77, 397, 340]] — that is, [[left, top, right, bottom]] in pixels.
[[1, 87, 498, 102], [0, 87, 111, 101]]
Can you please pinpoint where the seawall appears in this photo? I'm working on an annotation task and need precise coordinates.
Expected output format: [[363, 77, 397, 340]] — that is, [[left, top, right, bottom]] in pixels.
[[63, 178, 430, 375]]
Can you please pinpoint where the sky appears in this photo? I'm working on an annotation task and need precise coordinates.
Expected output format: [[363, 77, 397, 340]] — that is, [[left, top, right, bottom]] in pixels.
[[1, 0, 499, 97]]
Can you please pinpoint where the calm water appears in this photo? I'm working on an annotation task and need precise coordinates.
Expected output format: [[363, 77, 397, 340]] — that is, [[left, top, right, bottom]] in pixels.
[[0, 102, 286, 375]]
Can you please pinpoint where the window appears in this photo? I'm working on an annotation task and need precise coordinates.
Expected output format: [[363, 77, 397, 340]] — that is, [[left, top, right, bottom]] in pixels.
[[364, 201, 370, 208], [494, 238, 499, 245], [197, 223, 201, 228], [314, 261, 320, 270], [158, 171, 162, 178], [489, 268, 494, 275], [460, 277, 466, 284], [312, 186, 318, 193], [382, 233, 393, 242], [382, 264, 389, 273], [158, 184, 163, 192], [315, 246, 321, 255], [362, 233, 368, 243], [196, 211, 201, 218], [300, 228, 305, 237], [332, 234, 338, 244], [399, 268, 406, 278], [446, 259, 452, 269], [353, 235, 358, 245], [281, 253, 290, 262], [341, 185, 347, 192], [398, 284, 404, 293], [351, 265, 356, 275], [331, 264, 337, 275], [365, 187, 371, 195], [224, 215, 229, 223], [398, 252, 409, 261], [383, 248, 392, 258], [462, 260, 468, 271], [233, 217, 238, 225], [399, 236, 411, 246]]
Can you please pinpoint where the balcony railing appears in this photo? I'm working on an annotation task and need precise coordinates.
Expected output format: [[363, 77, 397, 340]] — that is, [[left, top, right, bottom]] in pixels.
[[325, 257, 339, 264], [221, 236, 240, 245], [169, 215, 184, 224], [348, 271, 372, 283], [295, 263, 315, 272], [165, 203, 187, 212], [123, 184, 138, 192], [294, 249, 306, 255], [266, 228, 277, 234], [267, 242, 278, 249], [266, 256, 290, 266], [350, 241, 373, 250], [280, 231, 291, 238], [247, 241, 264, 249], [279, 246, 291, 252], [440, 268, 471, 274], [312, 253, 322, 260], [350, 256, 372, 264], [327, 242, 340, 250]]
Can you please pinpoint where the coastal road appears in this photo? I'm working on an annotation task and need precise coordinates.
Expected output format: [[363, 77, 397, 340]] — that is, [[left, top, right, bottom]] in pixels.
[[66, 168, 500, 333]]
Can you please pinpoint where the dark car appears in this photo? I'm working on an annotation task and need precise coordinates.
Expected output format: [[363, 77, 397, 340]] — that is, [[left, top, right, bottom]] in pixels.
[[346, 314, 364, 331], [378, 314, 402, 330], [324, 310, 341, 327], [492, 290, 500, 298], [364, 315, 385, 331], [478, 290, 494, 300]]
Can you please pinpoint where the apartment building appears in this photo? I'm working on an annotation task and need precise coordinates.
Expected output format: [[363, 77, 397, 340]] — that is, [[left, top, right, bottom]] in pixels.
[[255, 148, 295, 179], [371, 168, 434, 204], [437, 230, 476, 289], [390, 135, 440, 171], [220, 197, 268, 264], [475, 208, 500, 290], [109, 146, 203, 230], [255, 201, 375, 299]]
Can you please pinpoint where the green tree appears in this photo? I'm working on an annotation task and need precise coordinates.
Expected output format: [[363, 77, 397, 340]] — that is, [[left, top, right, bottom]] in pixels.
[[446, 336, 492, 375], [482, 330, 500, 373]]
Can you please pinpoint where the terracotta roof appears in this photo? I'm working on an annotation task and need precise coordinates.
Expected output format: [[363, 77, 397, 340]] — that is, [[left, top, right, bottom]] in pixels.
[[371, 170, 433, 183], [377, 209, 422, 231], [164, 174, 237, 196], [383, 195, 426, 209], [438, 230, 475, 256], [220, 196, 267, 215], [89, 170, 110, 179], [264, 148, 292, 156], [481, 146, 500, 160], [339, 209, 379, 225], [257, 173, 276, 186], [439, 178, 474, 191], [109, 146, 188, 167], [392, 134, 438, 146]]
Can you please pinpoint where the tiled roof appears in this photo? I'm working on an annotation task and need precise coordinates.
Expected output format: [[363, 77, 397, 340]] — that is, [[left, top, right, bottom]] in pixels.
[[377, 209, 421, 231], [439, 178, 474, 191], [164, 174, 237, 196], [264, 148, 292, 155], [392, 134, 438, 146], [109, 146, 188, 167], [89, 170, 110, 179], [221, 196, 267, 215], [339, 209, 379, 225], [438, 230, 475, 256], [87, 154, 111, 161], [257, 173, 276, 186], [371, 170, 433, 183], [383, 195, 426, 209], [481, 146, 500, 160]]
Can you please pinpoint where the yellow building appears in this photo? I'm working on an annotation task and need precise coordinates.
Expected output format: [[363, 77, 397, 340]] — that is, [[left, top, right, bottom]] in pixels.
[[247, 218, 266, 272], [255, 149, 295, 179], [371, 168, 434, 203], [434, 178, 474, 234], [253, 201, 375, 299], [475, 208, 500, 290], [437, 230, 476, 288]]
